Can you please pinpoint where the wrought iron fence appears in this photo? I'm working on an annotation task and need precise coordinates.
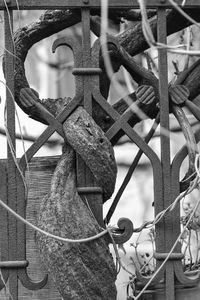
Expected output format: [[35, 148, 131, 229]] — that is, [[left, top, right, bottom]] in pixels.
[[1, 1, 200, 299]]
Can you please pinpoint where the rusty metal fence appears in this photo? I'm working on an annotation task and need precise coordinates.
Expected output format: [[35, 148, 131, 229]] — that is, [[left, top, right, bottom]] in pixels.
[[1, 1, 200, 299]]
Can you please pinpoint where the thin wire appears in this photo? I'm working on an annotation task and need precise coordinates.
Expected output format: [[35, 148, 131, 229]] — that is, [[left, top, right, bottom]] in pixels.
[[195, 153, 200, 179], [100, 0, 185, 145], [15, 0, 21, 28], [132, 155, 200, 234], [0, 197, 111, 244], [120, 22, 135, 94], [1, 80, 29, 194], [182, 0, 186, 6], [0, 270, 13, 300], [108, 227, 134, 276], [3, 0, 15, 54], [0, 45, 20, 60], [100, 0, 149, 122], [2, 5, 30, 188], [100, 0, 200, 229], [133, 191, 200, 300], [168, 0, 200, 29], [183, 27, 191, 70], [137, 0, 156, 47], [138, 0, 200, 56], [105, 114, 160, 224]]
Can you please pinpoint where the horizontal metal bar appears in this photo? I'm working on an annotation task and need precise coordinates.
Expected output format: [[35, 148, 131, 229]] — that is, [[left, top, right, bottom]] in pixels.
[[154, 252, 184, 260], [0, 0, 200, 10], [77, 187, 102, 194], [0, 260, 29, 268], [72, 68, 102, 75]]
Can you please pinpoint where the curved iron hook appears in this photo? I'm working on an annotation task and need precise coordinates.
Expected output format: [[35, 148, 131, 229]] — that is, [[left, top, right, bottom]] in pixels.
[[52, 37, 81, 70], [18, 268, 48, 291], [52, 37, 80, 57], [111, 217, 133, 244], [52, 36, 86, 96], [174, 260, 200, 287]]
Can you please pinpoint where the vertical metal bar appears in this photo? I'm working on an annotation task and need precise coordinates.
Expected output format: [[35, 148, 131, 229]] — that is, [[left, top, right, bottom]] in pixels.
[[81, 7, 93, 183], [166, 263, 175, 300], [0, 163, 9, 288], [157, 8, 172, 249], [4, 9, 18, 300], [81, 7, 92, 114], [75, 6, 104, 227], [76, 8, 88, 193], [157, 8, 174, 300]]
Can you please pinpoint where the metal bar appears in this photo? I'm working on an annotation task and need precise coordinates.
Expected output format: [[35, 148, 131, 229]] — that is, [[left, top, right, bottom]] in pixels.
[[157, 7, 175, 300], [0, 163, 9, 288], [157, 6, 171, 244], [75, 7, 104, 228], [4, 9, 18, 300], [72, 68, 102, 75], [0, 0, 199, 9], [0, 261, 29, 268], [154, 252, 184, 261], [105, 114, 160, 224], [82, 7, 92, 113], [166, 263, 175, 300], [77, 187, 103, 194]]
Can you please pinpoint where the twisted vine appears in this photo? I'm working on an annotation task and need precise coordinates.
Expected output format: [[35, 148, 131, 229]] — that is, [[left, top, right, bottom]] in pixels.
[[37, 144, 117, 299]]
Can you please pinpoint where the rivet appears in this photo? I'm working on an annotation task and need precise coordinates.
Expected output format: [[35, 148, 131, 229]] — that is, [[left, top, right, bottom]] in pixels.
[[83, 0, 89, 4]]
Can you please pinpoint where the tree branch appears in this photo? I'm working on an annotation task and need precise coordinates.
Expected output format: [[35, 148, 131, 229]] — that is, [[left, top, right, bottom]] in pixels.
[[13, 9, 81, 122], [10, 7, 200, 138]]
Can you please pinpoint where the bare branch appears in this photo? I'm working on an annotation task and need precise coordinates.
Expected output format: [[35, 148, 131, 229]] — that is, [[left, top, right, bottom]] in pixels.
[[11, 7, 200, 136], [13, 9, 81, 122]]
